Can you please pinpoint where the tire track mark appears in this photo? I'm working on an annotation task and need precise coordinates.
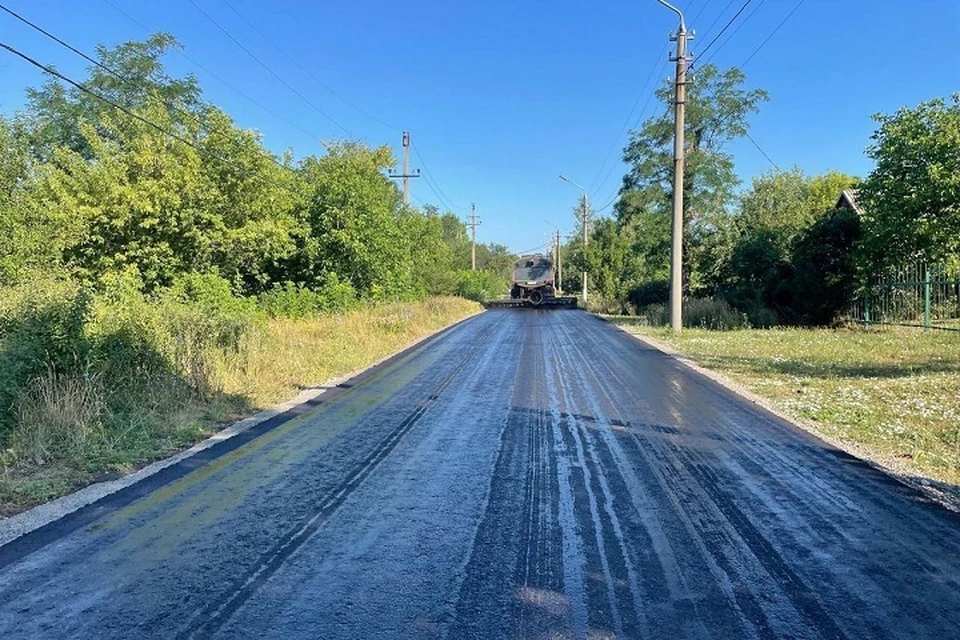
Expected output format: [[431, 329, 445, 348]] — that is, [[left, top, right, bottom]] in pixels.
[[176, 314, 505, 640]]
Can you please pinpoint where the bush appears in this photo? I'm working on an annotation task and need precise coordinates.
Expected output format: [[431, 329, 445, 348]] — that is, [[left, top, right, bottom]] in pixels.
[[455, 270, 506, 302], [791, 207, 861, 325], [0, 271, 260, 453], [628, 280, 670, 310], [638, 298, 749, 330], [259, 274, 358, 318], [0, 279, 93, 438]]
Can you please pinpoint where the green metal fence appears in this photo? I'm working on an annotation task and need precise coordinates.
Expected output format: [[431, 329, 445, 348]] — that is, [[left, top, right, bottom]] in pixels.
[[851, 263, 960, 331]]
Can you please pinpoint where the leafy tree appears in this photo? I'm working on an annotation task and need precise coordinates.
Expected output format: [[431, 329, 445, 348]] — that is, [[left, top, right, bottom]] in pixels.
[[738, 168, 858, 242], [295, 142, 408, 298], [858, 94, 960, 268], [791, 207, 862, 325], [616, 64, 768, 290]]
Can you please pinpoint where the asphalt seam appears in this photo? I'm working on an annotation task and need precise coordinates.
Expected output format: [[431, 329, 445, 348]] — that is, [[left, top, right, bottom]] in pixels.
[[0, 309, 484, 549], [601, 317, 960, 514]]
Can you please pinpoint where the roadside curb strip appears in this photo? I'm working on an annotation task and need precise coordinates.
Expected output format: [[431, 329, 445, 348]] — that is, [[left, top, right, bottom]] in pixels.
[[602, 317, 960, 514], [0, 308, 484, 549]]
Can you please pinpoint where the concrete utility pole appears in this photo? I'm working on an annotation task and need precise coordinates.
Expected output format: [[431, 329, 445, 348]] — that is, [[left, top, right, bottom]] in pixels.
[[656, 0, 692, 334], [388, 131, 420, 205], [545, 220, 563, 293], [467, 203, 480, 270], [556, 230, 563, 293], [558, 174, 589, 303]]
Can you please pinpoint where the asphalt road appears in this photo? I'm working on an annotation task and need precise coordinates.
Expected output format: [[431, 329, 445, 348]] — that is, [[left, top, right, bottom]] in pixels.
[[1, 310, 958, 639]]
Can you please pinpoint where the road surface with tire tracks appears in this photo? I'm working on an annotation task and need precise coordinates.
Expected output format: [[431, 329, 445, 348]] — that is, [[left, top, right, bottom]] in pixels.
[[1, 310, 958, 639]]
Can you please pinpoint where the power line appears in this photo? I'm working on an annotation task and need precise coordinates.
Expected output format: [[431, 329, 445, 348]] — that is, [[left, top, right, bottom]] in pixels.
[[0, 3, 122, 82], [697, 0, 754, 61], [0, 41, 305, 199], [186, 0, 352, 137], [587, 41, 668, 196], [218, 0, 397, 133], [744, 130, 780, 169], [742, 0, 806, 68], [410, 141, 463, 212], [0, 2, 218, 135], [698, 0, 767, 67], [101, 0, 329, 150], [591, 58, 671, 200], [0, 41, 206, 153]]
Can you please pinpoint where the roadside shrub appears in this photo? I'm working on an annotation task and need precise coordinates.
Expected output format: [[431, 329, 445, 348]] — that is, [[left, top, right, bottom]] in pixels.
[[638, 298, 749, 330], [258, 274, 358, 318], [259, 282, 324, 318], [0, 279, 93, 438], [455, 270, 505, 302], [628, 280, 670, 310]]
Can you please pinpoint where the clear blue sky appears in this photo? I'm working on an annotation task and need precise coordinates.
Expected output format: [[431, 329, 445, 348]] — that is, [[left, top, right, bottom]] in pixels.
[[1, 0, 958, 254]]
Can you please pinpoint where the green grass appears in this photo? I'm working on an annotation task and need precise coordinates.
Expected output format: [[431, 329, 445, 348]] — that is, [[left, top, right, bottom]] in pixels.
[[610, 319, 960, 484], [0, 297, 480, 516]]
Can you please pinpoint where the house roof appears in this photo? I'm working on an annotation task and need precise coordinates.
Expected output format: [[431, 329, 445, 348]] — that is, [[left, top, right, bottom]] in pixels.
[[835, 189, 864, 215]]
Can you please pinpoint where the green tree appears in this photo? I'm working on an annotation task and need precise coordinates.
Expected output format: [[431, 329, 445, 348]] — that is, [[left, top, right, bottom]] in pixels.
[[738, 168, 858, 242], [858, 94, 960, 268], [791, 207, 862, 325], [295, 142, 411, 298], [616, 64, 768, 291]]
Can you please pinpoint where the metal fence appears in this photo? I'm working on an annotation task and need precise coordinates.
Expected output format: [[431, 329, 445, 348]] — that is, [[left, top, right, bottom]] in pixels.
[[850, 263, 960, 331]]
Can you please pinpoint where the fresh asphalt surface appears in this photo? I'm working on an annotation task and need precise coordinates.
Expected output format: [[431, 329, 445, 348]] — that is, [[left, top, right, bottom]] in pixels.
[[1, 310, 958, 639]]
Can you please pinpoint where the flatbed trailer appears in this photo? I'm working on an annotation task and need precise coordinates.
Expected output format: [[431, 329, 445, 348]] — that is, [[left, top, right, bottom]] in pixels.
[[483, 296, 578, 310]]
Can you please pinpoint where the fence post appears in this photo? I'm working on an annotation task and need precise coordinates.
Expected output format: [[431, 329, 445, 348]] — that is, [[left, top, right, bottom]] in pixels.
[[924, 268, 931, 331], [864, 290, 871, 327]]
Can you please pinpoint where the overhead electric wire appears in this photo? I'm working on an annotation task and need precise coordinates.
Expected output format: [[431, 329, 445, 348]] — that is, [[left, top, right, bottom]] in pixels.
[[218, 0, 397, 133], [0, 1, 220, 138], [0, 41, 206, 152], [741, 0, 806, 68], [697, 0, 766, 67], [100, 0, 329, 150], [410, 141, 463, 212], [0, 3, 122, 82], [696, 0, 754, 61], [591, 58, 671, 202], [0, 41, 307, 200], [744, 131, 780, 169], [186, 0, 352, 137], [586, 41, 669, 196]]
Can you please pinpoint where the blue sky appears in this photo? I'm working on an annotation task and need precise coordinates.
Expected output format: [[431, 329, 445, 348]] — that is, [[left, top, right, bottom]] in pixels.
[[1, 0, 958, 254]]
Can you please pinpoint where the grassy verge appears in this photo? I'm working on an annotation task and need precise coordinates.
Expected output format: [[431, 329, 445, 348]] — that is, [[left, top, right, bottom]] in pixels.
[[0, 297, 480, 516], [609, 319, 960, 485]]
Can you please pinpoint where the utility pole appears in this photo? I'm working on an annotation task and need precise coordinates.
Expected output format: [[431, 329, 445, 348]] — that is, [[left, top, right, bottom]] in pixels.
[[657, 0, 692, 334], [467, 203, 480, 270], [558, 174, 589, 303], [556, 230, 563, 293], [581, 194, 589, 303], [388, 131, 420, 205]]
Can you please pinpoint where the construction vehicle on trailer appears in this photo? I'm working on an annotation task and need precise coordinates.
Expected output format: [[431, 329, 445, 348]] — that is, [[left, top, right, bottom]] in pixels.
[[484, 254, 577, 309]]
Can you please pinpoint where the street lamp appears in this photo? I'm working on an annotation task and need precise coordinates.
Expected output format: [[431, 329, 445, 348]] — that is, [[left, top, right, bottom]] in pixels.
[[558, 174, 589, 303]]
